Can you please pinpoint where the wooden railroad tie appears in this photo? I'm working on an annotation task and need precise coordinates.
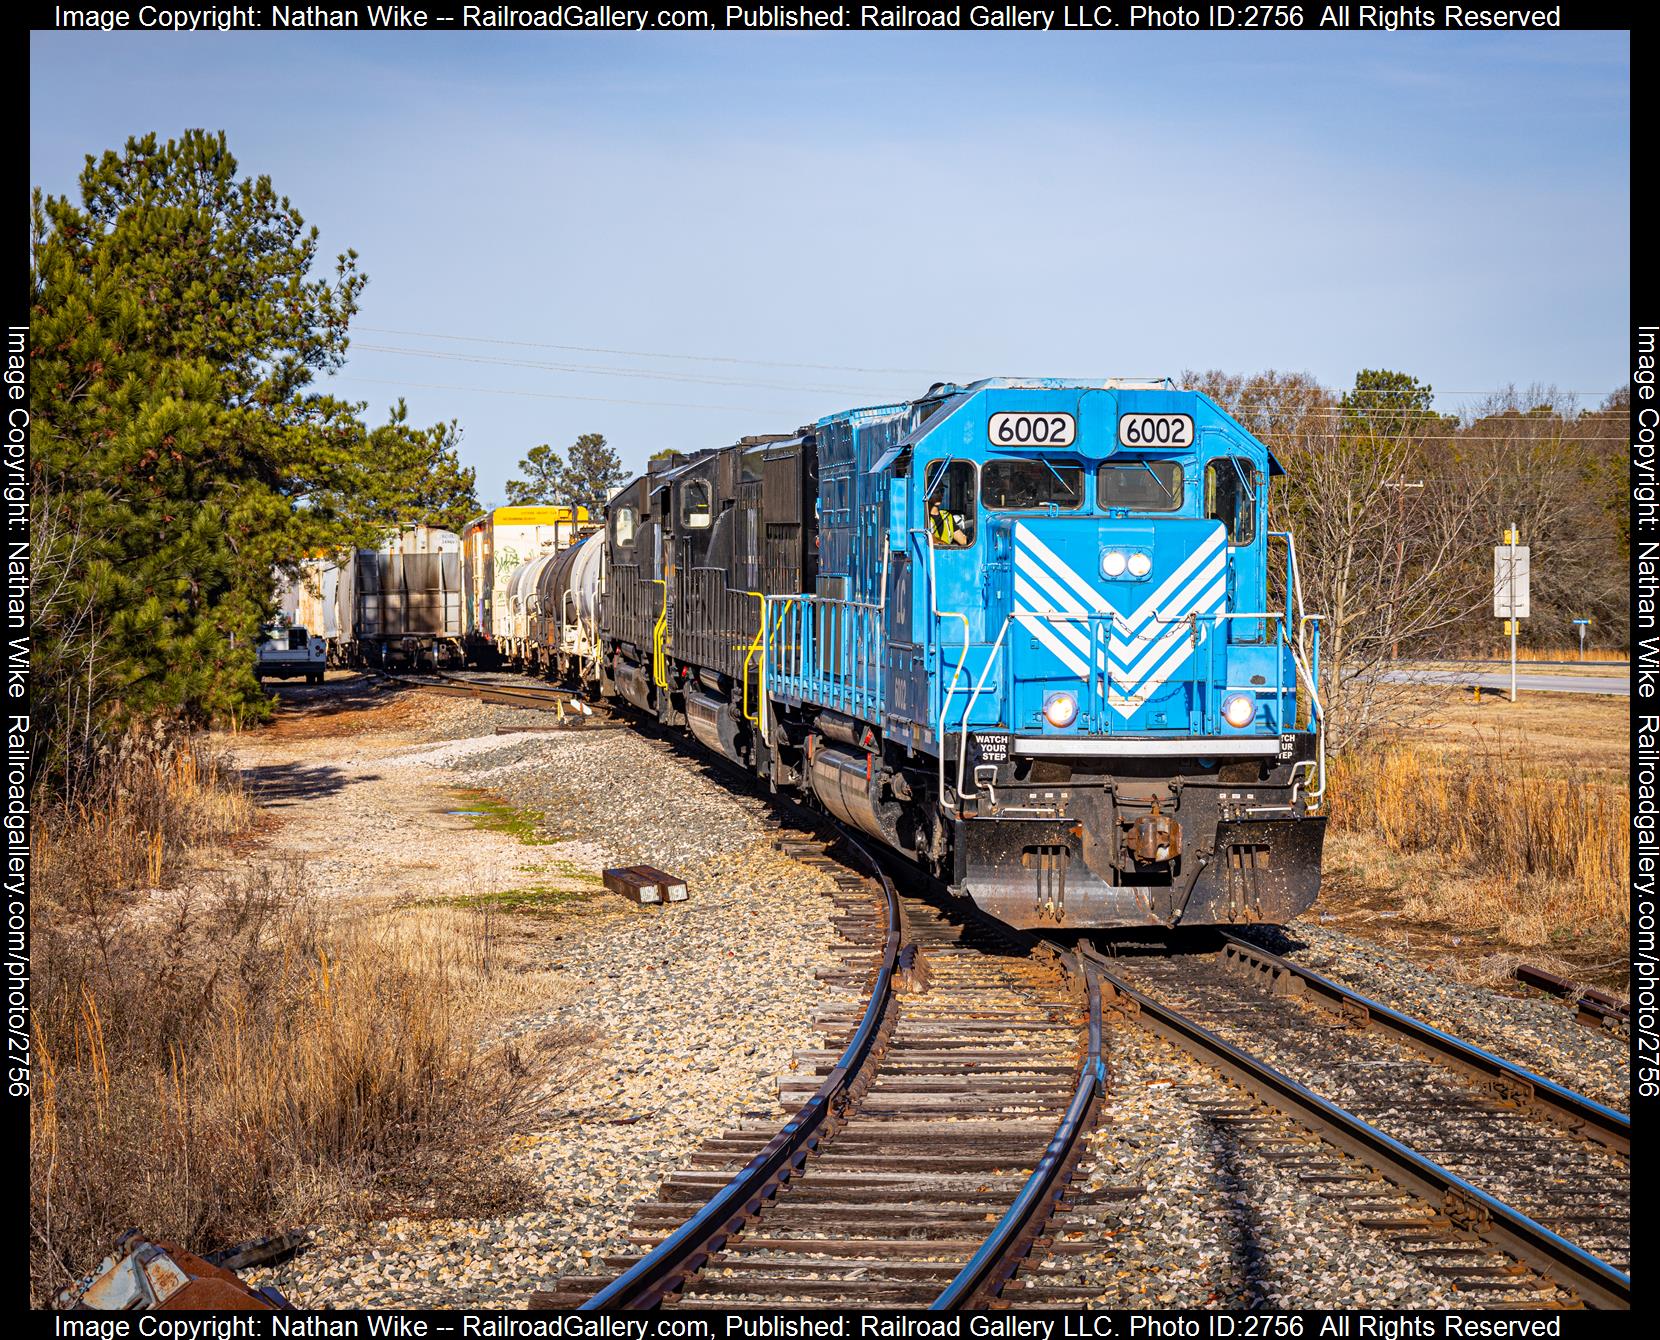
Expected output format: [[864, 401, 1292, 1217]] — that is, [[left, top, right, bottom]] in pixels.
[[602, 865, 690, 905]]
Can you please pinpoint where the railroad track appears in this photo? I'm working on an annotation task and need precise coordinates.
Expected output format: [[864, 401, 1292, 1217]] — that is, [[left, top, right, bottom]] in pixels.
[[375, 664, 1629, 1309], [373, 667, 616, 720], [532, 832, 1105, 1309], [1090, 936, 1630, 1309]]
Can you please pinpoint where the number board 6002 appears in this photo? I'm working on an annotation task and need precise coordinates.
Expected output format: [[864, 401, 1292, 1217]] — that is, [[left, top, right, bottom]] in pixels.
[[1118, 413, 1193, 448], [988, 412, 1076, 448]]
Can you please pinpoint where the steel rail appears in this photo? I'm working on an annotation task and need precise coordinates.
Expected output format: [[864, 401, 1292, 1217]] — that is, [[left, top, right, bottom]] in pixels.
[[1220, 936, 1630, 1157], [579, 831, 903, 1310], [1086, 947, 1631, 1311], [930, 958, 1105, 1310], [375, 668, 601, 715], [1512, 963, 1631, 1029]]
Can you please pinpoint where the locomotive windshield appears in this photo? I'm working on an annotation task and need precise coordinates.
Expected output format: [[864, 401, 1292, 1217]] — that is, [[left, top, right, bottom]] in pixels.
[[1098, 460, 1183, 511], [981, 460, 1084, 511]]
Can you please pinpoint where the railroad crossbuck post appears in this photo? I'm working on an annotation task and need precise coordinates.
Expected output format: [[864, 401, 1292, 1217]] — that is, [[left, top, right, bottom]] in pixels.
[[1493, 525, 1530, 703]]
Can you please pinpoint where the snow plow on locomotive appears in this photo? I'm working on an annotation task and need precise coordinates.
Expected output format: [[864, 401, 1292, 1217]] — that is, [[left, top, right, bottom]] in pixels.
[[531, 378, 1325, 931]]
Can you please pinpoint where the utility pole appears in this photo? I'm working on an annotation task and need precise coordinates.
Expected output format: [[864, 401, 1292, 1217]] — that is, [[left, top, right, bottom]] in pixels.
[[1508, 524, 1518, 702]]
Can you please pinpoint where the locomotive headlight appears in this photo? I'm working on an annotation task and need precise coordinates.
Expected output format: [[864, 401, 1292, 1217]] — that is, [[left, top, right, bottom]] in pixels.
[[1101, 550, 1128, 578], [1221, 693, 1257, 729], [1043, 691, 1080, 729], [1127, 552, 1153, 578]]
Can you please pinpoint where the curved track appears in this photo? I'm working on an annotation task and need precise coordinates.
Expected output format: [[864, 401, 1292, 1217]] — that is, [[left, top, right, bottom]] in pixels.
[[530, 837, 1104, 1308]]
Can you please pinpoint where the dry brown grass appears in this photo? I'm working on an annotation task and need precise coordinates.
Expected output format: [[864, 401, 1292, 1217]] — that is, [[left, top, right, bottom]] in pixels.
[[30, 743, 585, 1306], [34, 737, 255, 914], [1327, 733, 1627, 956]]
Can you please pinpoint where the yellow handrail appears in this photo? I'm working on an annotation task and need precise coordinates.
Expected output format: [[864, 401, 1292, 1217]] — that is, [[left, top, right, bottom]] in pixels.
[[651, 579, 669, 688], [740, 591, 766, 728]]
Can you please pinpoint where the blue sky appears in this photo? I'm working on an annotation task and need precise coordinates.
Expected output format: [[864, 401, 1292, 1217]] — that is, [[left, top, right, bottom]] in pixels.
[[30, 30, 1629, 503]]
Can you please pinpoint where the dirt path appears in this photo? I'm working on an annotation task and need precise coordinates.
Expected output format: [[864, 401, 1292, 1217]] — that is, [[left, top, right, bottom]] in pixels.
[[222, 674, 844, 1308]]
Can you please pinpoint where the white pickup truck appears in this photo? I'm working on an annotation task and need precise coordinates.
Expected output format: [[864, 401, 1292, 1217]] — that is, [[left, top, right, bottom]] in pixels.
[[256, 622, 328, 685]]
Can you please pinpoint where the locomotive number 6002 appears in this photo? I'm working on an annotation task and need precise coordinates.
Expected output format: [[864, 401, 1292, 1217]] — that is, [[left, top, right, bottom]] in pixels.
[[988, 411, 1076, 447], [1118, 412, 1193, 446]]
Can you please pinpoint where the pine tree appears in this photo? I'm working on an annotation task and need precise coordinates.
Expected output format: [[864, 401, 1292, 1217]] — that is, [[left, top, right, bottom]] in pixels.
[[561, 433, 626, 514], [504, 442, 566, 506], [29, 130, 447, 790]]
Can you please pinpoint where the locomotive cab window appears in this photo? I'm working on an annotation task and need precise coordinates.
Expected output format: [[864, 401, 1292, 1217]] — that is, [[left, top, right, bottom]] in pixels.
[[681, 480, 713, 530], [1205, 458, 1258, 545], [982, 460, 1084, 512], [612, 505, 637, 547], [925, 459, 976, 548], [1098, 461, 1183, 512]]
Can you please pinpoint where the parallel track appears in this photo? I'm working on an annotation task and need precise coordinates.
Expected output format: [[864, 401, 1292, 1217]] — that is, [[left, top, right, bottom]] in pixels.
[[1091, 939, 1630, 1309]]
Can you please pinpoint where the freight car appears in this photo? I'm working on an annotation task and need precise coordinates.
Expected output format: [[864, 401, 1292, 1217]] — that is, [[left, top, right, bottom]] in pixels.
[[527, 379, 1325, 931], [288, 525, 466, 670], [460, 506, 593, 666]]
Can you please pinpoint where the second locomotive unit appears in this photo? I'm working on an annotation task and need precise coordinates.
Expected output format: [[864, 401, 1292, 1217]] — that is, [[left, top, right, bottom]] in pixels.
[[538, 378, 1328, 930]]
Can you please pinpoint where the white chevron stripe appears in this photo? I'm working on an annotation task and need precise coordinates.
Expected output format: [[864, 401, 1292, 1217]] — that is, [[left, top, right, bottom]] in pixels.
[[1009, 521, 1233, 719], [1014, 525, 1114, 616], [1013, 573, 1096, 665], [1015, 521, 1226, 649], [1018, 614, 1091, 677], [1017, 555, 1223, 688], [1108, 551, 1226, 675], [1108, 579, 1227, 717], [1112, 610, 1197, 688], [1013, 556, 1095, 639], [1113, 528, 1227, 643]]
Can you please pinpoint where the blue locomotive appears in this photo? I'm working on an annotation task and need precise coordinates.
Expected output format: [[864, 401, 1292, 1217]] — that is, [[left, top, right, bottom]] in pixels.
[[537, 378, 1327, 930]]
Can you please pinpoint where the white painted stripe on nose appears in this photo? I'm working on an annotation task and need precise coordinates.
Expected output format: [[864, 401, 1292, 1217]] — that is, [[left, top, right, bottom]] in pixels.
[[1014, 524, 1114, 616], [1108, 550, 1226, 674], [1108, 578, 1228, 717], [1017, 613, 1092, 678]]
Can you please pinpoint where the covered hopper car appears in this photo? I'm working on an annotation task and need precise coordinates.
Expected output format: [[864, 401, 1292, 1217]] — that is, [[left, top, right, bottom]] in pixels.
[[290, 525, 465, 670]]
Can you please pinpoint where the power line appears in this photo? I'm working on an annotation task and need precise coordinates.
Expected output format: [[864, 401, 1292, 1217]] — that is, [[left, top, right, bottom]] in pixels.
[[356, 324, 945, 379], [349, 342, 908, 398], [329, 374, 774, 415]]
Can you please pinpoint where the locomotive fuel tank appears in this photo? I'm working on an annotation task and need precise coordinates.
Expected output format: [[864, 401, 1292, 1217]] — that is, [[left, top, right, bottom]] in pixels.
[[806, 742, 904, 850]]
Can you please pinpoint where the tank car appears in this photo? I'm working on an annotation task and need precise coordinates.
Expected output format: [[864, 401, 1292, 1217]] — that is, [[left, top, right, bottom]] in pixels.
[[543, 379, 1328, 931]]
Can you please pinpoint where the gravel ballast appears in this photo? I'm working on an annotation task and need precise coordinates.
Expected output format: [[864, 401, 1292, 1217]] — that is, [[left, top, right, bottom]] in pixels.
[[238, 682, 844, 1307]]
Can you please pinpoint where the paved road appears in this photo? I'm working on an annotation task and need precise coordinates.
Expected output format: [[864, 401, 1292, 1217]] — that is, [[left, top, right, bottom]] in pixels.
[[1379, 668, 1630, 697]]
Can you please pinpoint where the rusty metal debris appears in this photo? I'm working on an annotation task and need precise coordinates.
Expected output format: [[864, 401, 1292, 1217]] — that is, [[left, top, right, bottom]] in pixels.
[[58, 1230, 299, 1311], [1513, 963, 1630, 1030]]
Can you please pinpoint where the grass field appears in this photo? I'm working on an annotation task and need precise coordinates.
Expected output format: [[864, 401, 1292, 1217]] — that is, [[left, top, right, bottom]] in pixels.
[[1321, 686, 1629, 989]]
